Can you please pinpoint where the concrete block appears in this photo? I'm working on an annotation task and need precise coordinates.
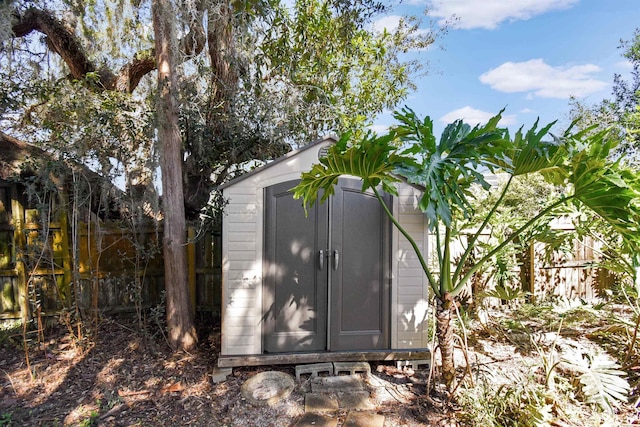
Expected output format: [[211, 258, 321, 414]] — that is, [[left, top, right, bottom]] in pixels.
[[210, 367, 233, 384], [343, 411, 385, 427], [292, 413, 338, 427], [295, 362, 334, 380], [311, 375, 364, 393], [396, 359, 431, 371], [333, 361, 371, 376], [338, 391, 374, 410]]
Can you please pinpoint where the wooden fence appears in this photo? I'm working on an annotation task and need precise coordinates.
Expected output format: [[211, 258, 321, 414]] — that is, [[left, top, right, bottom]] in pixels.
[[445, 225, 621, 303], [0, 181, 221, 320], [531, 235, 618, 300], [0, 177, 622, 322]]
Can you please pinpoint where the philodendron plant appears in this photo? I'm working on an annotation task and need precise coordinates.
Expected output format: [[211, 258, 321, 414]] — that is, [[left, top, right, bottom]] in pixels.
[[292, 107, 640, 393]]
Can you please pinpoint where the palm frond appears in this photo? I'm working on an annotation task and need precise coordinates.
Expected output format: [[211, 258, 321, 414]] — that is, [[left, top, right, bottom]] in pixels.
[[570, 156, 640, 253]]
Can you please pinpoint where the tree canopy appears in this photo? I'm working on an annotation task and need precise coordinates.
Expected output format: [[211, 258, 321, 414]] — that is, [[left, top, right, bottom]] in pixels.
[[1, 0, 442, 218], [570, 28, 640, 165]]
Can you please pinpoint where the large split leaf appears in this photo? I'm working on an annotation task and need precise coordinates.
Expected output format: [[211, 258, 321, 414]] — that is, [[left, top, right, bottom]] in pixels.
[[392, 107, 511, 228], [292, 131, 404, 213], [564, 353, 630, 412]]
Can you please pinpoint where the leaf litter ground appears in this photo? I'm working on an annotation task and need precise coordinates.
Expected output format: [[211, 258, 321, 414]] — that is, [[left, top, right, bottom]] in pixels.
[[0, 306, 638, 426]]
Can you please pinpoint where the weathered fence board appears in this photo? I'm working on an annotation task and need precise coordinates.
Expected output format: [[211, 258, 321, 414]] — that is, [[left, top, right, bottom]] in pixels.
[[0, 182, 221, 319]]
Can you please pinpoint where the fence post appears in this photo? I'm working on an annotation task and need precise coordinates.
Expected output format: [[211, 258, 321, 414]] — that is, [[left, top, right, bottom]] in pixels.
[[528, 243, 535, 302], [187, 226, 196, 314], [58, 192, 72, 307], [11, 188, 28, 324]]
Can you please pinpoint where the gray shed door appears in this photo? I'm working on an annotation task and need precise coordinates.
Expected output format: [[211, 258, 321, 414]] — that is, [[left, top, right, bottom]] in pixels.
[[263, 179, 390, 353]]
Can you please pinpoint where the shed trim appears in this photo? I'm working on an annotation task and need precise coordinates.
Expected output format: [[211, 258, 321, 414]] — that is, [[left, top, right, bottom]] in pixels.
[[218, 349, 431, 367], [218, 135, 337, 190]]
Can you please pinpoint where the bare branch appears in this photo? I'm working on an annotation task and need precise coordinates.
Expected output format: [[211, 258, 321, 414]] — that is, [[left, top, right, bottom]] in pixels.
[[12, 8, 97, 82], [11, 6, 205, 93]]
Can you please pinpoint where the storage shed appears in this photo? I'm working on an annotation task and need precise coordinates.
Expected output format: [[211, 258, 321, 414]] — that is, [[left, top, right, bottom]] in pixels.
[[218, 136, 431, 367]]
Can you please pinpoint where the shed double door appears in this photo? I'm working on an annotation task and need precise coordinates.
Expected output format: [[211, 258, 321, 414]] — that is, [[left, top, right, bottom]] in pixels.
[[263, 179, 390, 353]]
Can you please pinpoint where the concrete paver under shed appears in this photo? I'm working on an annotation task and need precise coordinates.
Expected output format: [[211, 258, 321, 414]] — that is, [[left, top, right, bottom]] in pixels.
[[343, 412, 385, 427], [296, 367, 385, 427], [337, 391, 374, 410], [305, 394, 339, 413], [292, 413, 338, 427]]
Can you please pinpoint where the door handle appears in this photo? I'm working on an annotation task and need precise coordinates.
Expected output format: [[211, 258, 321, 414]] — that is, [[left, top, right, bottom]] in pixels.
[[333, 250, 339, 270], [319, 250, 325, 270]]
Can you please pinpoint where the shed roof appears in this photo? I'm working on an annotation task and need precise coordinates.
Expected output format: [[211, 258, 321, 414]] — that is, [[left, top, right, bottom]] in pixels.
[[0, 132, 129, 219], [0, 132, 49, 180], [219, 135, 337, 190]]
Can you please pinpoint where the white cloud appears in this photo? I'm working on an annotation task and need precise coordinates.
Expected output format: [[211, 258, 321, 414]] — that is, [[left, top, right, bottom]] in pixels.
[[404, 0, 428, 6], [439, 106, 516, 126], [519, 108, 534, 114], [428, 0, 578, 30], [479, 59, 608, 99], [613, 60, 635, 83], [372, 15, 402, 33], [615, 60, 634, 70]]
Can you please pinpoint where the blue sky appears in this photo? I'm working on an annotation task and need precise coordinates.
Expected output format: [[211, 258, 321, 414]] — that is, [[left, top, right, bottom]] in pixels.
[[370, 0, 640, 136]]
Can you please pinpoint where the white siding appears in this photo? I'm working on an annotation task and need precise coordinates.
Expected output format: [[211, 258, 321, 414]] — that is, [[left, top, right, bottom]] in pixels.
[[221, 183, 261, 355], [392, 184, 430, 349], [221, 139, 431, 356]]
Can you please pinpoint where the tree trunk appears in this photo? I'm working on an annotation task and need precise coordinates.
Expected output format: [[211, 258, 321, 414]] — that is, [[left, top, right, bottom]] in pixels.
[[152, 0, 197, 351], [436, 294, 456, 392]]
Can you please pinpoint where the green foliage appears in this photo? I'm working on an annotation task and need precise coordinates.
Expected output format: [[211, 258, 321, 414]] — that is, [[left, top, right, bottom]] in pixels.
[[460, 300, 635, 426], [20, 77, 154, 182], [2, 0, 442, 218], [483, 284, 527, 302], [0, 411, 12, 427], [569, 28, 640, 164], [256, 0, 440, 138], [563, 130, 640, 245], [77, 409, 99, 427], [465, 173, 562, 300], [393, 107, 511, 227], [294, 107, 640, 302], [293, 131, 403, 210], [459, 295, 640, 425], [458, 374, 554, 427], [572, 29, 640, 280], [0, 320, 22, 350]]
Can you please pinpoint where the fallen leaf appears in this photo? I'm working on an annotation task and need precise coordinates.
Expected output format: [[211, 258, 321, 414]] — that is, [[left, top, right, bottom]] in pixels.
[[118, 389, 152, 397], [161, 382, 183, 393]]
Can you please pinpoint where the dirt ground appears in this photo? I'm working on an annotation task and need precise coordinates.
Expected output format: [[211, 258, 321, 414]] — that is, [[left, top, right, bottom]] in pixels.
[[0, 307, 638, 426], [0, 317, 455, 426]]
